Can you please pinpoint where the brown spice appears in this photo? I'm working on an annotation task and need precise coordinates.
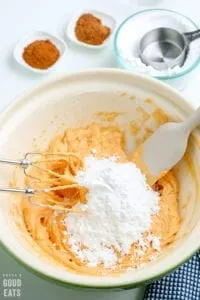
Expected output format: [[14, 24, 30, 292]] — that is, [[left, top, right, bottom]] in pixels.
[[153, 182, 163, 192], [75, 13, 111, 45], [23, 40, 60, 70]]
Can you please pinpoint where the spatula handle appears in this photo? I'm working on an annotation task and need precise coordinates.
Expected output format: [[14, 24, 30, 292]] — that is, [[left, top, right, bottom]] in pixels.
[[183, 106, 200, 133]]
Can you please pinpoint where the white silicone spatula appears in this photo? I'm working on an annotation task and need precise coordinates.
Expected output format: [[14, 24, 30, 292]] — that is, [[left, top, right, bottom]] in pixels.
[[132, 106, 200, 186]]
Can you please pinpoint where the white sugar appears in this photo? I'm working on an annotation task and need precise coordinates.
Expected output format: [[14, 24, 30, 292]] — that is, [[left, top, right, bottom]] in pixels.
[[117, 11, 200, 77], [64, 156, 160, 268], [151, 236, 161, 251]]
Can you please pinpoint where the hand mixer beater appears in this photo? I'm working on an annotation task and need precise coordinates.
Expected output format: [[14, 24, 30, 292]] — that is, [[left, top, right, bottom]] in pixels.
[[0, 152, 86, 212]]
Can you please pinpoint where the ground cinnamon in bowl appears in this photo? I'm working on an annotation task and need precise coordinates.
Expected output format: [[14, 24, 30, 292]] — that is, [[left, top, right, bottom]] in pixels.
[[75, 13, 111, 45], [23, 40, 60, 70]]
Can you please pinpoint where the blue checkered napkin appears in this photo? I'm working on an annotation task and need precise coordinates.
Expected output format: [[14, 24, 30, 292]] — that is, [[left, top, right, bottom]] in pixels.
[[144, 251, 200, 300]]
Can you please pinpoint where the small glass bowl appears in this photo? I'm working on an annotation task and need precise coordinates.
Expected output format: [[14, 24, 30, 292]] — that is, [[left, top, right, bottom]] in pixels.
[[114, 9, 200, 90]]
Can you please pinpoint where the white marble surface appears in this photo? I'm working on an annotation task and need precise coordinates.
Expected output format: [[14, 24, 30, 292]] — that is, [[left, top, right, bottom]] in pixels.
[[0, 0, 200, 299]]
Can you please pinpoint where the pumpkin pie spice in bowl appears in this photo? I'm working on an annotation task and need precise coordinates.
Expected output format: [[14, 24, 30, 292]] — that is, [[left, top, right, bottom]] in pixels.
[[75, 13, 111, 46], [13, 31, 67, 74], [0, 69, 199, 289], [66, 10, 116, 49], [22, 40, 60, 70]]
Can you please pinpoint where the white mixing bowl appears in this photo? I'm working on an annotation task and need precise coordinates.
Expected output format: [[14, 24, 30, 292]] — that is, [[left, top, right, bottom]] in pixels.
[[0, 69, 199, 289]]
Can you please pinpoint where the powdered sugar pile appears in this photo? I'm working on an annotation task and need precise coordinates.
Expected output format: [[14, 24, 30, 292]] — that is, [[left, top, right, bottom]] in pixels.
[[64, 156, 160, 268]]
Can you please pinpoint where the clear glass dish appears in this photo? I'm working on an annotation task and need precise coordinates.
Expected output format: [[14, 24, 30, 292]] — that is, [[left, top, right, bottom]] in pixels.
[[114, 9, 200, 89]]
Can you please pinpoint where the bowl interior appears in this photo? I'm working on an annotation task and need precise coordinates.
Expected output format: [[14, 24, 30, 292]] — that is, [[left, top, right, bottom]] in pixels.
[[0, 70, 200, 288]]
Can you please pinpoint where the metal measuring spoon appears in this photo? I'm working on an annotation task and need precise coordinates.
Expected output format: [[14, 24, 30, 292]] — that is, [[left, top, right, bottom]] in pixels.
[[139, 27, 200, 71]]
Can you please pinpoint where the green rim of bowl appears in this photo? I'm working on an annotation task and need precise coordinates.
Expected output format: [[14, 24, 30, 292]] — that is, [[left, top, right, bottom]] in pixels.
[[114, 8, 200, 80], [1, 241, 199, 290]]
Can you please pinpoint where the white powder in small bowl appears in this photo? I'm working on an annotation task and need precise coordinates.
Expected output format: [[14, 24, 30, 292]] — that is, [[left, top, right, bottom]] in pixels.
[[115, 10, 200, 77]]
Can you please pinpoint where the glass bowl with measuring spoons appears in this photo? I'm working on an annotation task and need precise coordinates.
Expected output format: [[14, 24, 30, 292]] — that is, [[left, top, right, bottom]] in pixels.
[[139, 27, 200, 71]]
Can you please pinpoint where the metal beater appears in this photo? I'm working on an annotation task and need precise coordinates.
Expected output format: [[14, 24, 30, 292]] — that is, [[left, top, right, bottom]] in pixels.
[[0, 152, 82, 212]]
